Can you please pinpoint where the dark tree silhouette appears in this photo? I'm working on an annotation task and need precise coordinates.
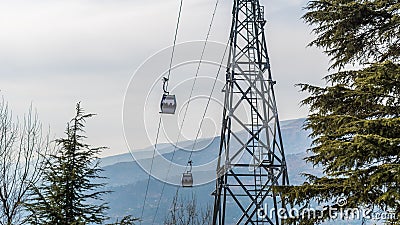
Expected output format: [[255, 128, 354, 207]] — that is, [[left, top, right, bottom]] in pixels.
[[281, 1, 400, 224], [27, 103, 110, 225]]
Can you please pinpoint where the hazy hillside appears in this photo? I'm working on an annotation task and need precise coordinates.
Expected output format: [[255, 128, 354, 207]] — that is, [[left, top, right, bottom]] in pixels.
[[102, 118, 311, 165], [101, 118, 374, 224], [101, 118, 325, 224]]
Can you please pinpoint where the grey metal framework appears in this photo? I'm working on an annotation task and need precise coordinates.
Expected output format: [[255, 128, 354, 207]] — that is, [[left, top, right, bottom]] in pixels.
[[212, 0, 289, 224]]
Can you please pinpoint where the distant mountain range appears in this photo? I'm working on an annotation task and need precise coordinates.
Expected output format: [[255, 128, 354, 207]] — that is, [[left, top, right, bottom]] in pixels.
[[100, 118, 329, 224]]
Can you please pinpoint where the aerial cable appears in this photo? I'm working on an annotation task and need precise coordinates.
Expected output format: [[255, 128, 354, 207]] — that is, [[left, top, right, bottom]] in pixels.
[[152, 0, 223, 222], [164, 0, 184, 93], [139, 116, 162, 225], [180, 0, 225, 170], [185, 40, 229, 171], [140, 0, 184, 222]]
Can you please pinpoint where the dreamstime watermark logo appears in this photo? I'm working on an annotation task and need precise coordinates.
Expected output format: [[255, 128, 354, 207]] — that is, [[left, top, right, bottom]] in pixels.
[[123, 41, 250, 187], [257, 197, 397, 221]]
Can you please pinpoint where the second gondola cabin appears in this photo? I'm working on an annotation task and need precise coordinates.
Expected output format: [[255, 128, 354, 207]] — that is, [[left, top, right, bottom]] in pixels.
[[182, 172, 193, 187]]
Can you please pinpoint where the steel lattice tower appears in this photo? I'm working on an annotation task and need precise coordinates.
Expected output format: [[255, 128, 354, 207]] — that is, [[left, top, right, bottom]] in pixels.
[[212, 0, 289, 224]]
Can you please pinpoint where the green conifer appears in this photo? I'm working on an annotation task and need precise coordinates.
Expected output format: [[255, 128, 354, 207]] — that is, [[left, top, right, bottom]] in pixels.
[[281, 1, 400, 224], [27, 103, 110, 225]]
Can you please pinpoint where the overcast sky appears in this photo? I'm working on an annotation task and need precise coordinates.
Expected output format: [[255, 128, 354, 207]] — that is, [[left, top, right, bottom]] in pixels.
[[0, 0, 330, 157]]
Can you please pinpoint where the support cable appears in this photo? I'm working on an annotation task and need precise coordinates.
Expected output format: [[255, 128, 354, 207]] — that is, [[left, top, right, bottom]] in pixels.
[[164, 0, 184, 93], [139, 116, 162, 224], [151, 0, 222, 223], [185, 40, 229, 169]]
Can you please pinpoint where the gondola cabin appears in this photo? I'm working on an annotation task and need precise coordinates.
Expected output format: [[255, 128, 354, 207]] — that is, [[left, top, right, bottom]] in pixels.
[[181, 172, 193, 187], [160, 94, 177, 114]]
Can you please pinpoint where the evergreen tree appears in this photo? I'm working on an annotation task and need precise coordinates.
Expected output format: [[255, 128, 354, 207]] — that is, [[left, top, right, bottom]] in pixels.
[[303, 0, 399, 69], [281, 0, 400, 224], [27, 103, 110, 225]]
